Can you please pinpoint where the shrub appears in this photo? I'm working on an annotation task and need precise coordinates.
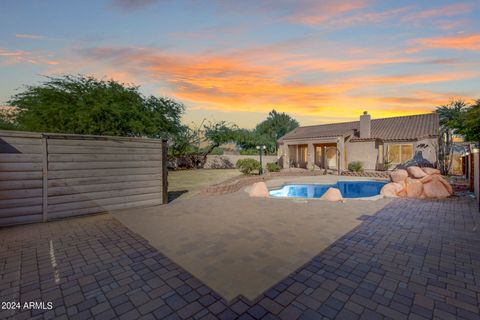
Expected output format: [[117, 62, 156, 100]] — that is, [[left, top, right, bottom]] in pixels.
[[266, 162, 281, 172], [236, 158, 261, 175], [210, 147, 224, 155], [348, 161, 363, 172], [383, 159, 393, 171]]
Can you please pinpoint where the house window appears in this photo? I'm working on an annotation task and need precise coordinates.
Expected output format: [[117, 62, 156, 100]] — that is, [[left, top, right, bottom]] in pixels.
[[387, 144, 413, 164]]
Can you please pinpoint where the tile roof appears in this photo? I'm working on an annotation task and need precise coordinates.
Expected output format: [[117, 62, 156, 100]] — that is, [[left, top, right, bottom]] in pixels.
[[278, 113, 439, 142]]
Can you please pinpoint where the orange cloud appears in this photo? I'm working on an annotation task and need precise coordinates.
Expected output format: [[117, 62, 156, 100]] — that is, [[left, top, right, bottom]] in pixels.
[[410, 34, 480, 51], [58, 45, 479, 121], [286, 0, 368, 25], [401, 3, 471, 22], [346, 71, 479, 86], [0, 47, 58, 65], [286, 57, 416, 73]]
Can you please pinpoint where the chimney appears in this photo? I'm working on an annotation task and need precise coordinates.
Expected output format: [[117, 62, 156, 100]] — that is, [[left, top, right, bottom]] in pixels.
[[359, 111, 371, 138]]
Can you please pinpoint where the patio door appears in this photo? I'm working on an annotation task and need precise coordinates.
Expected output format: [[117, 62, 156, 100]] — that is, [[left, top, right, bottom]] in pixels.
[[325, 147, 337, 169]]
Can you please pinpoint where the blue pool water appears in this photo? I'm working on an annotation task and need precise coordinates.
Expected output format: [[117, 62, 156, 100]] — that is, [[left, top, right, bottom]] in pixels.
[[269, 181, 387, 199]]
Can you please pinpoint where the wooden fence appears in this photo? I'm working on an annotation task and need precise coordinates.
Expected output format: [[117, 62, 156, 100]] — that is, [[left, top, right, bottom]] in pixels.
[[0, 130, 168, 226]]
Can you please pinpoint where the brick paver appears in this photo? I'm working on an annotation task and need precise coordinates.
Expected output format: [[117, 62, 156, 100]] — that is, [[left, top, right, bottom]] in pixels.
[[0, 197, 479, 319]]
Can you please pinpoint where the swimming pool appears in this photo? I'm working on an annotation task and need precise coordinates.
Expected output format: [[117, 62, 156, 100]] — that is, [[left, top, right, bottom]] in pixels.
[[269, 180, 387, 199]]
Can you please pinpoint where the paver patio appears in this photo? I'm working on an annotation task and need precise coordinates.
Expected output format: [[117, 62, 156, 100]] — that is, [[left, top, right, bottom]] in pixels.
[[0, 196, 479, 320], [113, 177, 391, 301]]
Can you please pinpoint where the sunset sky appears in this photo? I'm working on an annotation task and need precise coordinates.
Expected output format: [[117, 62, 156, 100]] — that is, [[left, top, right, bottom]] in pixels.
[[1, 0, 479, 128]]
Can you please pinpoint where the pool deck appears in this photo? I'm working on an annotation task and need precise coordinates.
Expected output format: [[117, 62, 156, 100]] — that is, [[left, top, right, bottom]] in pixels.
[[113, 176, 392, 301]]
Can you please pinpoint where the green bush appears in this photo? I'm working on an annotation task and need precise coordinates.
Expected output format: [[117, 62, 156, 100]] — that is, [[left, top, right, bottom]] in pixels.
[[210, 147, 224, 155], [236, 158, 261, 175], [348, 161, 363, 172], [383, 159, 393, 170], [266, 162, 281, 172]]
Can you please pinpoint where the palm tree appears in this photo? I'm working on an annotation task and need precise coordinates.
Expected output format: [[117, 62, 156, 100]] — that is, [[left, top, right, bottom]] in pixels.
[[435, 100, 467, 174]]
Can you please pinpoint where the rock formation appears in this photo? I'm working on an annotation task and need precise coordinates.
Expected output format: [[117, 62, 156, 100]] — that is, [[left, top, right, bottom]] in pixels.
[[249, 182, 269, 197], [380, 166, 452, 199], [320, 187, 343, 201]]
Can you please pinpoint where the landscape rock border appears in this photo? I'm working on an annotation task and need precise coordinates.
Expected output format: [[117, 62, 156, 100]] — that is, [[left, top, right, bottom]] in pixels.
[[380, 166, 452, 199]]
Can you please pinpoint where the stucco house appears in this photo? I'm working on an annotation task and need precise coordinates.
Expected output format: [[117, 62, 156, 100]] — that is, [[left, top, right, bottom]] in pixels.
[[277, 112, 439, 172]]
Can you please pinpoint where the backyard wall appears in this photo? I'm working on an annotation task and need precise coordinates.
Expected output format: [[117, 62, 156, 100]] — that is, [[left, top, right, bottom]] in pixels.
[[204, 154, 278, 169], [0, 130, 168, 226]]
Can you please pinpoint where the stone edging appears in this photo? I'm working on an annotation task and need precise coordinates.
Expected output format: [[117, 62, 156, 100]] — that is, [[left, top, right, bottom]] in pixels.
[[202, 171, 326, 196]]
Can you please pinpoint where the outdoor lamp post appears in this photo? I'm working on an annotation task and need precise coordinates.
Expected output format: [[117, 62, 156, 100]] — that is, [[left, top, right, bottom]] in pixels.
[[256, 145, 267, 174], [472, 143, 479, 154]]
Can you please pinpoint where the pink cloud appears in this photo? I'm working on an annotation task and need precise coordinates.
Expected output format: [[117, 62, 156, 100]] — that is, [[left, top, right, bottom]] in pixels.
[[15, 33, 47, 40], [286, 0, 369, 25], [410, 34, 480, 51], [0, 47, 59, 65], [401, 3, 471, 22]]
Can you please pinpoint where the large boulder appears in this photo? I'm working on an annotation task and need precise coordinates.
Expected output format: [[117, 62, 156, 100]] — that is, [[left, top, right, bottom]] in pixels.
[[422, 167, 440, 175], [380, 182, 405, 197], [420, 175, 433, 184], [249, 182, 269, 197], [397, 189, 407, 197], [432, 175, 453, 195], [405, 178, 423, 198], [423, 180, 450, 199], [407, 166, 427, 179], [320, 187, 343, 201], [390, 169, 408, 183]]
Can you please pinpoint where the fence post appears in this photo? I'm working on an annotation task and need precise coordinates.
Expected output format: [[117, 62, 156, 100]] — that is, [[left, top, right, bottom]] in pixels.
[[42, 135, 49, 222], [162, 140, 168, 204]]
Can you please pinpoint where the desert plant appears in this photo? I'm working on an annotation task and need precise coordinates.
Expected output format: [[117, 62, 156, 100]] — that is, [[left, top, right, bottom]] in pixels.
[[348, 161, 363, 172], [383, 159, 393, 170], [266, 162, 281, 172], [236, 158, 261, 175]]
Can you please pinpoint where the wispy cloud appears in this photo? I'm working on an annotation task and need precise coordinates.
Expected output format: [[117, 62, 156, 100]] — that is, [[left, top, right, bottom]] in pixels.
[[410, 34, 480, 51], [325, 6, 412, 29], [401, 3, 471, 22], [288, 2, 473, 30], [0, 48, 59, 65], [285, 57, 416, 73], [110, 0, 160, 10], [15, 33, 47, 40], [346, 71, 479, 86], [286, 0, 369, 25]]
